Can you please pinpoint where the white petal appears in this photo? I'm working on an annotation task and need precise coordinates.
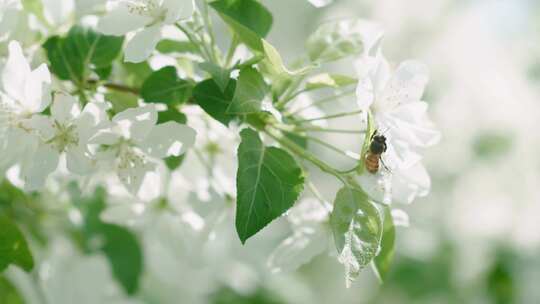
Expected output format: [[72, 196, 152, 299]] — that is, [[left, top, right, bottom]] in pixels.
[[162, 0, 194, 24], [21, 144, 59, 191], [287, 198, 330, 226], [112, 105, 158, 142], [23, 63, 52, 113], [307, 0, 333, 8], [267, 226, 328, 273], [22, 115, 56, 141], [355, 75, 374, 111], [66, 146, 93, 175], [139, 122, 196, 158], [391, 161, 431, 204], [391, 209, 409, 227], [124, 25, 162, 63], [0, 128, 33, 172], [355, 55, 389, 111], [388, 102, 441, 148], [2, 41, 31, 104], [380, 60, 429, 110], [51, 93, 80, 123], [75, 102, 109, 142], [88, 130, 121, 145], [97, 2, 151, 35], [117, 157, 155, 195], [357, 171, 391, 205]]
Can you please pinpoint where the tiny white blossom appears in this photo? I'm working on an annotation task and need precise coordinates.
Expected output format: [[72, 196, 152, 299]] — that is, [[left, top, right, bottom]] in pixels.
[[98, 0, 194, 62], [90, 104, 196, 195]]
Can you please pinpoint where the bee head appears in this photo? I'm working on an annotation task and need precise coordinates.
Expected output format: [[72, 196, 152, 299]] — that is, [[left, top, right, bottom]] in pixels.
[[370, 134, 387, 154], [373, 134, 386, 144]]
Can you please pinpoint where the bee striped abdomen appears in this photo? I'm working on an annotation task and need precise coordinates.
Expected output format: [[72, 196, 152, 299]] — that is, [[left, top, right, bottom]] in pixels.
[[365, 153, 380, 174]]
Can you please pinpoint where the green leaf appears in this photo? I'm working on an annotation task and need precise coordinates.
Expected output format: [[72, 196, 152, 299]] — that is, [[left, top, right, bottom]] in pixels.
[[235, 128, 304, 244], [106, 91, 139, 115], [164, 154, 186, 171], [261, 39, 314, 77], [373, 207, 395, 282], [307, 19, 383, 63], [0, 215, 34, 273], [330, 186, 382, 287], [43, 25, 124, 84], [0, 275, 25, 304], [99, 224, 143, 295], [210, 0, 273, 52], [120, 61, 153, 87], [157, 107, 187, 124], [156, 39, 199, 55], [95, 65, 113, 80], [227, 67, 268, 114], [74, 189, 143, 295], [141, 66, 193, 105], [305, 73, 357, 91], [199, 62, 231, 92], [193, 78, 237, 126]]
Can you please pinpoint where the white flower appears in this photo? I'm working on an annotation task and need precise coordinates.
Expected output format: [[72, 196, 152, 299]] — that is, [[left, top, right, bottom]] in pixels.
[[355, 54, 440, 205], [0, 41, 53, 189], [98, 0, 194, 63], [267, 199, 331, 273], [36, 93, 109, 177], [91, 105, 196, 195], [356, 55, 441, 169]]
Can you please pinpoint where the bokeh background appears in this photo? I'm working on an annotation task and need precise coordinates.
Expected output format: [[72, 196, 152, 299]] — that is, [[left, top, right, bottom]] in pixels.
[[3, 0, 540, 303]]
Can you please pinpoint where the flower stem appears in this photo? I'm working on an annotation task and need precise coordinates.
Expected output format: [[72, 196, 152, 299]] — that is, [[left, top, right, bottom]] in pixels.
[[289, 109, 364, 123], [175, 22, 213, 62], [263, 126, 347, 184], [292, 133, 361, 160], [287, 89, 356, 116], [274, 124, 366, 134], [199, 0, 219, 63]]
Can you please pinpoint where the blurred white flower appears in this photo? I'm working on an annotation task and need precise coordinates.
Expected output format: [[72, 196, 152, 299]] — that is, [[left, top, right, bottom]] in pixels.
[[91, 105, 196, 195], [267, 198, 331, 273], [0, 41, 53, 189], [98, 0, 194, 62], [0, 0, 19, 39]]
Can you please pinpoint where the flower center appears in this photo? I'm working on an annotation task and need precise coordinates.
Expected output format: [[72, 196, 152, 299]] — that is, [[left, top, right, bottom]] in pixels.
[[126, 0, 165, 22], [47, 120, 79, 152]]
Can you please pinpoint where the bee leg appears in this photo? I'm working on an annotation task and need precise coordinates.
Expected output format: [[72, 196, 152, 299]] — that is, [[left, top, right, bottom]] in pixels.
[[381, 157, 391, 173]]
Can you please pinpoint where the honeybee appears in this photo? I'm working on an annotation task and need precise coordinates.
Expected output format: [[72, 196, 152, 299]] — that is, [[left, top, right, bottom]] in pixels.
[[365, 130, 388, 174]]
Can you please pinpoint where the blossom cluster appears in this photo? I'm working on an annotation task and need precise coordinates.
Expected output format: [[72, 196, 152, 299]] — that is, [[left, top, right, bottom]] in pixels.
[[0, 41, 195, 194]]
